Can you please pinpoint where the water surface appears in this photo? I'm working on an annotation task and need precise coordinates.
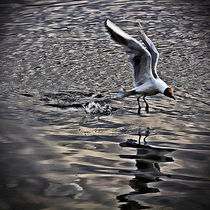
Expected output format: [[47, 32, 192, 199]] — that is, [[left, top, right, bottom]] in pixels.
[[0, 1, 210, 210]]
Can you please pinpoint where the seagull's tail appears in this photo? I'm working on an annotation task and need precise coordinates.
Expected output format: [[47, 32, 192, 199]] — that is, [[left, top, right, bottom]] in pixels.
[[117, 90, 136, 98]]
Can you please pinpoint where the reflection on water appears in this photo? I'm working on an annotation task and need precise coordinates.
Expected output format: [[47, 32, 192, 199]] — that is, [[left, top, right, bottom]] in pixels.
[[0, 0, 210, 209], [118, 132, 174, 209]]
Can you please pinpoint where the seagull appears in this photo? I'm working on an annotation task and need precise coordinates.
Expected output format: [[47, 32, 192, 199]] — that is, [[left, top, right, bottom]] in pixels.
[[104, 19, 175, 114]]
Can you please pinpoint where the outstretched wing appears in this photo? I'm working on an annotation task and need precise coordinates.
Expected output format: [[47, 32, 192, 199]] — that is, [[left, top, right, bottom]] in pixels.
[[105, 19, 153, 87], [138, 22, 159, 78]]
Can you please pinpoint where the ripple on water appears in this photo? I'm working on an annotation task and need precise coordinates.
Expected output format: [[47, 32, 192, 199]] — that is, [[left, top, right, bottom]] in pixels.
[[0, 0, 210, 209]]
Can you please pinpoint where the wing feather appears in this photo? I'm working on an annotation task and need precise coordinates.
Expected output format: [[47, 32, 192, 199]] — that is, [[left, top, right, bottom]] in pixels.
[[105, 19, 153, 87], [138, 23, 159, 78]]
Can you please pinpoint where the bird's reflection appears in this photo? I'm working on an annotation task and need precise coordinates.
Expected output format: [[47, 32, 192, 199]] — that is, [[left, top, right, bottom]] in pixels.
[[117, 129, 174, 210]]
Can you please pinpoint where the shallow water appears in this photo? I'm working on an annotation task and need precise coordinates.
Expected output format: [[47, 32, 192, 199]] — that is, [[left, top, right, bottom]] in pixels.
[[0, 0, 210, 209]]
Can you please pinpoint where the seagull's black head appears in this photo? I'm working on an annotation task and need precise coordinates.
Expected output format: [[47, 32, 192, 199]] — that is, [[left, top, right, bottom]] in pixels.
[[164, 87, 175, 100]]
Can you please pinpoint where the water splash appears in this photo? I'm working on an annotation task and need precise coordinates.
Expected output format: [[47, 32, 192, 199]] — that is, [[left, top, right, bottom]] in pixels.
[[84, 101, 113, 115]]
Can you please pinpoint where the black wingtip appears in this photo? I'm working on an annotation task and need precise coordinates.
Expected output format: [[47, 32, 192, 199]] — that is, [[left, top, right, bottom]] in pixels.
[[104, 18, 110, 28], [104, 19, 128, 46]]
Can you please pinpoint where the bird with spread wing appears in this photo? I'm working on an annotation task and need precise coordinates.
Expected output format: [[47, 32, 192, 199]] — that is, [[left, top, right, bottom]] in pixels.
[[104, 19, 175, 115]]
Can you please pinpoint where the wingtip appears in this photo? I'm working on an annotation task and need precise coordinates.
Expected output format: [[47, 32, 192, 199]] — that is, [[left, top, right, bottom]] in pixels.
[[138, 21, 143, 29], [104, 18, 110, 28]]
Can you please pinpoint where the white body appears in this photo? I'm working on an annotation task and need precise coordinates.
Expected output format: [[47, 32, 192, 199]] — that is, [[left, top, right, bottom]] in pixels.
[[134, 77, 168, 96]]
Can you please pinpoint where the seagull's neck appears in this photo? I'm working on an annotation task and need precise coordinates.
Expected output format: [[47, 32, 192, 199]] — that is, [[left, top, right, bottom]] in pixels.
[[156, 78, 169, 94]]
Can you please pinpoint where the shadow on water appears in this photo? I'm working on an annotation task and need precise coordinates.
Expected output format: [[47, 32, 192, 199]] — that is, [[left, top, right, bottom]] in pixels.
[[117, 129, 175, 210]]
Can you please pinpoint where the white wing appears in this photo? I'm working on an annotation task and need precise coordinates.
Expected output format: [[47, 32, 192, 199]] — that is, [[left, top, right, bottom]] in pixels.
[[105, 19, 154, 87], [138, 22, 159, 78]]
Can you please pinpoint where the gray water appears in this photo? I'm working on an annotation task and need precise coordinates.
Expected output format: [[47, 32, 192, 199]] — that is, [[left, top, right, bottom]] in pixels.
[[0, 1, 210, 210]]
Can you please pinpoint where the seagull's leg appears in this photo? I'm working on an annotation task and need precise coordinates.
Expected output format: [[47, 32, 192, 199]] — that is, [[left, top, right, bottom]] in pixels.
[[143, 95, 149, 113], [143, 135, 149, 145], [138, 131, 141, 144], [137, 96, 141, 115]]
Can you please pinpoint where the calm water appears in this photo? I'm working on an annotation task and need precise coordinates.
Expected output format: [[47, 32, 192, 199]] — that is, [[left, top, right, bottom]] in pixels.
[[0, 1, 210, 210]]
